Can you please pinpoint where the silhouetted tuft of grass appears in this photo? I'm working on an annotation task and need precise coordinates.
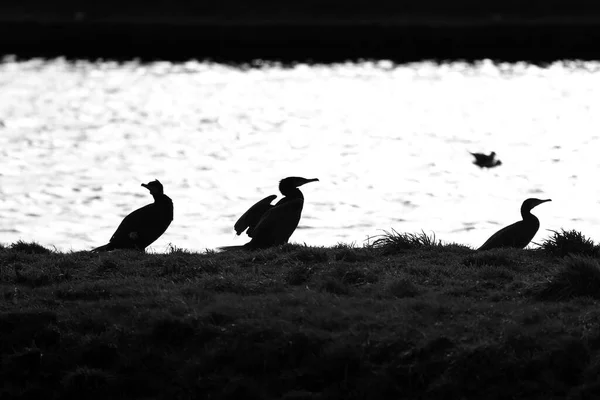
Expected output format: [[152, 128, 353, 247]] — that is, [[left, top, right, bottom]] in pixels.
[[370, 229, 442, 254], [540, 229, 599, 257], [538, 256, 600, 301], [10, 240, 52, 254], [166, 243, 194, 254]]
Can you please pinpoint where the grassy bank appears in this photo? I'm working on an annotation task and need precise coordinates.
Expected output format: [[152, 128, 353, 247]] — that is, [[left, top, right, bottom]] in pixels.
[[2, 233, 600, 399]]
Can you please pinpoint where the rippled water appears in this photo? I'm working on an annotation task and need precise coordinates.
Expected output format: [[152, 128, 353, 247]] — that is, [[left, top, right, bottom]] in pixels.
[[1, 57, 599, 252]]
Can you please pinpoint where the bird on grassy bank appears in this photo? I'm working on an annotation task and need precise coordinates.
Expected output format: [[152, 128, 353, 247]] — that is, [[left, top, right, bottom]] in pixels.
[[478, 198, 551, 251], [470, 151, 502, 168], [221, 176, 319, 250], [92, 180, 173, 252]]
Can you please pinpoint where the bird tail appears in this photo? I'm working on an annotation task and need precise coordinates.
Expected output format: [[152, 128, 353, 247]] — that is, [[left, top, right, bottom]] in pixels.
[[91, 243, 113, 252], [217, 245, 246, 252]]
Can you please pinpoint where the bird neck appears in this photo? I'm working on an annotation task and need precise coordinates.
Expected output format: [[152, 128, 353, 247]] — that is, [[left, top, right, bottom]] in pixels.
[[280, 187, 304, 199], [520, 206, 537, 221], [152, 193, 170, 203]]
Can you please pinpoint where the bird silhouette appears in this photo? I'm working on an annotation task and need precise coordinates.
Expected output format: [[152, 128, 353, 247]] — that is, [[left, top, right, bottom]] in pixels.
[[92, 180, 173, 252], [223, 176, 319, 250], [470, 151, 502, 168], [478, 198, 551, 250]]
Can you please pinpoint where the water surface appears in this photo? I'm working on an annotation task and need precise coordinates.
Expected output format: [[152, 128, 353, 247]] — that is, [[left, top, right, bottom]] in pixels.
[[1, 58, 599, 252]]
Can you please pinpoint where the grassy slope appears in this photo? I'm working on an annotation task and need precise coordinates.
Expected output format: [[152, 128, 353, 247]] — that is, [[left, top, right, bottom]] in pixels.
[[2, 241, 600, 399]]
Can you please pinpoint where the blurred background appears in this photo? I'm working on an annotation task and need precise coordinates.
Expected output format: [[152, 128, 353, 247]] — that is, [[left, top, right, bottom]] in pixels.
[[1, 0, 600, 60], [1, 2, 599, 252]]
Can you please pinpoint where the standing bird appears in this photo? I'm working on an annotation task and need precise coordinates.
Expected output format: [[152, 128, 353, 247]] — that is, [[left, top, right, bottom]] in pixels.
[[92, 180, 173, 252], [470, 151, 502, 168], [225, 176, 319, 250], [478, 198, 551, 251]]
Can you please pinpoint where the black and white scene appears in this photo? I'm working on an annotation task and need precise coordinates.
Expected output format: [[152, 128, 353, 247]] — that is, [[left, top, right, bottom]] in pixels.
[[2, 1, 600, 399]]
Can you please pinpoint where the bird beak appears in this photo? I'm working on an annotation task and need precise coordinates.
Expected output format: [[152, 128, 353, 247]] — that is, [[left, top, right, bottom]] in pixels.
[[302, 178, 319, 186], [537, 199, 552, 206], [141, 183, 149, 189]]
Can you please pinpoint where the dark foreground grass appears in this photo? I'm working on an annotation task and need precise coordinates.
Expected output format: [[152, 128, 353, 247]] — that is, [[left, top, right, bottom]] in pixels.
[[2, 240, 600, 399]]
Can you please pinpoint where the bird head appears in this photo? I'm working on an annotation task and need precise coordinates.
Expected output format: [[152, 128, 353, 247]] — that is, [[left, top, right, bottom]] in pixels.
[[279, 177, 319, 195], [280, 176, 318, 189], [142, 179, 164, 195], [522, 198, 551, 212]]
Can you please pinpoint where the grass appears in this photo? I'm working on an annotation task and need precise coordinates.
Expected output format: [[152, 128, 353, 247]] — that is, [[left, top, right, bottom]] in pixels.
[[369, 229, 443, 254], [538, 256, 600, 301], [10, 240, 53, 254], [2, 236, 600, 399], [540, 229, 600, 257]]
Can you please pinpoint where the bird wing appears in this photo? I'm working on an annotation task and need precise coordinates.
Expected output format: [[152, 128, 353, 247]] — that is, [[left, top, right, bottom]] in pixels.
[[478, 219, 538, 250], [109, 202, 172, 249], [234, 194, 277, 236], [249, 198, 304, 247], [470, 152, 487, 163], [109, 204, 155, 247]]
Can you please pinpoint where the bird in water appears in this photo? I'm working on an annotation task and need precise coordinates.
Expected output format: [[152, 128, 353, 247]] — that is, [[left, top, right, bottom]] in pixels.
[[478, 198, 551, 251], [223, 176, 319, 250], [92, 180, 173, 252], [470, 151, 502, 168]]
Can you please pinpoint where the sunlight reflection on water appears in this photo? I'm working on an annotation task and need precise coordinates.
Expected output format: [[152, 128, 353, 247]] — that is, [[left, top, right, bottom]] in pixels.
[[1, 57, 599, 252]]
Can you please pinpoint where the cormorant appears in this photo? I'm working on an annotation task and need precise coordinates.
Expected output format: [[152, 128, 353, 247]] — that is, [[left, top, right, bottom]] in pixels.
[[478, 198, 551, 251], [470, 151, 502, 168], [227, 176, 319, 249], [92, 180, 173, 252]]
